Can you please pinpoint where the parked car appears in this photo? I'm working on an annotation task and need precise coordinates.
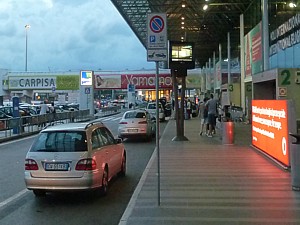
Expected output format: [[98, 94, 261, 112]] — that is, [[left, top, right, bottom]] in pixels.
[[118, 109, 155, 141], [19, 105, 40, 116], [0, 111, 12, 119], [0, 106, 27, 117], [146, 102, 165, 122], [24, 121, 126, 197], [56, 104, 78, 112]]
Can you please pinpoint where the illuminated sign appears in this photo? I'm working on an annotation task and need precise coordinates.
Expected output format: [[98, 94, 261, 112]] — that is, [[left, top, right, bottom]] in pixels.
[[171, 44, 193, 62], [94, 74, 172, 90], [252, 100, 289, 166], [80, 71, 93, 86], [169, 41, 195, 70]]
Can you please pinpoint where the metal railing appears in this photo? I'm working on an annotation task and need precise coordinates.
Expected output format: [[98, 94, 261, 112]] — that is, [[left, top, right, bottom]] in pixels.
[[0, 110, 90, 139], [0, 106, 122, 141]]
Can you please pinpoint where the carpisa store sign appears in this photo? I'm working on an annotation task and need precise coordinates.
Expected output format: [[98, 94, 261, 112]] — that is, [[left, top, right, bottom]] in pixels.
[[8, 75, 79, 90], [252, 100, 296, 167], [9, 76, 56, 90]]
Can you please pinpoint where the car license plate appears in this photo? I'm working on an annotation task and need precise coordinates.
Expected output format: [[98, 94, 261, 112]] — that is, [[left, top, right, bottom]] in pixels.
[[45, 163, 69, 171], [128, 129, 138, 133]]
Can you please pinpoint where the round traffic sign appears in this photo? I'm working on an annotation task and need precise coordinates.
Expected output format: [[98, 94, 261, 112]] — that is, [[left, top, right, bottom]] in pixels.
[[149, 15, 164, 33]]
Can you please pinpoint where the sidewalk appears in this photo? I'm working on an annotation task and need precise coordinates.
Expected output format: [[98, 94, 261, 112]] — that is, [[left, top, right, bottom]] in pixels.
[[119, 117, 300, 225]]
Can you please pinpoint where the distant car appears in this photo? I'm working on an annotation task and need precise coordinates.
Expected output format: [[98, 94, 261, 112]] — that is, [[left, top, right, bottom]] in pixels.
[[118, 110, 155, 141], [19, 105, 40, 116], [56, 104, 78, 112], [146, 102, 165, 122], [0, 106, 28, 117], [0, 111, 12, 119], [24, 121, 126, 197]]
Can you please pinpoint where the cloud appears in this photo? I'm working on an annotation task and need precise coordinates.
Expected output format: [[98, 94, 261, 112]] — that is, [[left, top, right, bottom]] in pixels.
[[0, 0, 154, 72]]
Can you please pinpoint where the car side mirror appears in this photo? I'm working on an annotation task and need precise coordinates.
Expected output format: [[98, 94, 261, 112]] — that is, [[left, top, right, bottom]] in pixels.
[[115, 138, 123, 144]]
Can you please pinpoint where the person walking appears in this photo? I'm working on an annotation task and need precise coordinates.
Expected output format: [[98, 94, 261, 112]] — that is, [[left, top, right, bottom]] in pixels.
[[39, 100, 49, 127], [198, 97, 209, 136], [186, 99, 192, 119], [205, 94, 218, 137], [49, 102, 56, 122]]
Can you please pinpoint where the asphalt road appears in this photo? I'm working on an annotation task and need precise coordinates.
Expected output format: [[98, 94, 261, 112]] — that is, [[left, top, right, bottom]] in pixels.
[[0, 114, 168, 225]]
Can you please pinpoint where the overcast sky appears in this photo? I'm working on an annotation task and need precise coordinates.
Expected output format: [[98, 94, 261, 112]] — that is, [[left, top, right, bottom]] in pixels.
[[0, 0, 155, 72]]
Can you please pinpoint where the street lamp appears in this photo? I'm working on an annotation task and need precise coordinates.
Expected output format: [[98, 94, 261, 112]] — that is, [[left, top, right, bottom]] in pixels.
[[25, 24, 30, 72]]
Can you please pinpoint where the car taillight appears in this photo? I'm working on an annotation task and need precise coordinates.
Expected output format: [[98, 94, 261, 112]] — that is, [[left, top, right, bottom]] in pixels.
[[25, 159, 39, 170], [138, 121, 148, 124], [75, 158, 97, 171], [119, 122, 128, 124]]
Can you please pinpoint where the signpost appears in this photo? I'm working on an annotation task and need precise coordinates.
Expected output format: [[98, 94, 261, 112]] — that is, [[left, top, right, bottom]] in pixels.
[[147, 13, 167, 206], [79, 70, 94, 116], [147, 13, 168, 62]]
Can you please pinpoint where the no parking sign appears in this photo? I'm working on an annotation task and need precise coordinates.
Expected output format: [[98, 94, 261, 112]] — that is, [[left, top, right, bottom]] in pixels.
[[147, 13, 167, 49]]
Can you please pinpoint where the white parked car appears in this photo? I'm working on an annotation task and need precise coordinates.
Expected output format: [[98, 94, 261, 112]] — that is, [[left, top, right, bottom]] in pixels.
[[24, 121, 126, 197], [118, 109, 155, 141], [146, 102, 165, 122]]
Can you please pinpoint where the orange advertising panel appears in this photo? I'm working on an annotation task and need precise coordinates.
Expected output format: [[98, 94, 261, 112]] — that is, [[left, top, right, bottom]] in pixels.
[[252, 100, 289, 166]]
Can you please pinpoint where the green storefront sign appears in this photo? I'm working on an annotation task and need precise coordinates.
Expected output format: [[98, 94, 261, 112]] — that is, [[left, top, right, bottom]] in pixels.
[[56, 75, 79, 90]]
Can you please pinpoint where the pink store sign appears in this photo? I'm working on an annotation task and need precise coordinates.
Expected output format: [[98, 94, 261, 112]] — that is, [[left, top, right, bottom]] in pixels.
[[94, 73, 172, 90]]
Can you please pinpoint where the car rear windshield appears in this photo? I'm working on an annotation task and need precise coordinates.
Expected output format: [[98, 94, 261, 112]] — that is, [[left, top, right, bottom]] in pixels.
[[147, 104, 162, 109], [125, 111, 146, 119], [30, 131, 87, 152]]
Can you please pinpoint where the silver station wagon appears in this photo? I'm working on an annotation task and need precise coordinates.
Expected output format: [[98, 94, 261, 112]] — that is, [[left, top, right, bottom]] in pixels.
[[24, 121, 126, 197]]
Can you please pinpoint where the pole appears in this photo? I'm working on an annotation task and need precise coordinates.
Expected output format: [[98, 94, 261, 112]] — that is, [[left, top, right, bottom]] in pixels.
[[155, 61, 160, 206], [240, 14, 246, 116], [25, 28, 28, 72], [25, 24, 30, 72], [227, 32, 231, 91]]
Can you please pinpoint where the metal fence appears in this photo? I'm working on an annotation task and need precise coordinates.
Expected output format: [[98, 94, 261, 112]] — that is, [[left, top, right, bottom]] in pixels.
[[0, 106, 121, 141], [0, 110, 90, 139]]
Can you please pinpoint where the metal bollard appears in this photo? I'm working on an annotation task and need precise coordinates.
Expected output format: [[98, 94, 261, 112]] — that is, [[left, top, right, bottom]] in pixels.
[[289, 133, 300, 191], [222, 121, 234, 145]]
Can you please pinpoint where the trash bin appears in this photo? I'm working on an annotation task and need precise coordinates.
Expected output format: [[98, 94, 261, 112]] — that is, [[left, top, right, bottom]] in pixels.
[[289, 133, 300, 191], [222, 121, 234, 145]]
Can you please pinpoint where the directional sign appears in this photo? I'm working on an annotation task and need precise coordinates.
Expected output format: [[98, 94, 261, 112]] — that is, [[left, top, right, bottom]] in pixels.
[[147, 13, 167, 49]]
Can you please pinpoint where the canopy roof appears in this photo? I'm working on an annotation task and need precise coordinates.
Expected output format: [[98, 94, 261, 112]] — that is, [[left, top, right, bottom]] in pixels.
[[111, 0, 296, 68]]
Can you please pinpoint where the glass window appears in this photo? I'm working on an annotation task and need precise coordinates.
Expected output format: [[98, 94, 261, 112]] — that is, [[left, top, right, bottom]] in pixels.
[[30, 131, 87, 152], [135, 112, 146, 118], [99, 127, 114, 145], [91, 130, 100, 149]]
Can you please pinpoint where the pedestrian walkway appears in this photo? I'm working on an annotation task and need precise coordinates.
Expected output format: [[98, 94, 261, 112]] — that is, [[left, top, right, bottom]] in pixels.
[[119, 117, 300, 225]]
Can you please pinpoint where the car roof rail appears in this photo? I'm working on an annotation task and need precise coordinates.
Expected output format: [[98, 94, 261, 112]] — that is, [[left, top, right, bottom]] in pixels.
[[84, 121, 103, 129], [43, 121, 65, 129]]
